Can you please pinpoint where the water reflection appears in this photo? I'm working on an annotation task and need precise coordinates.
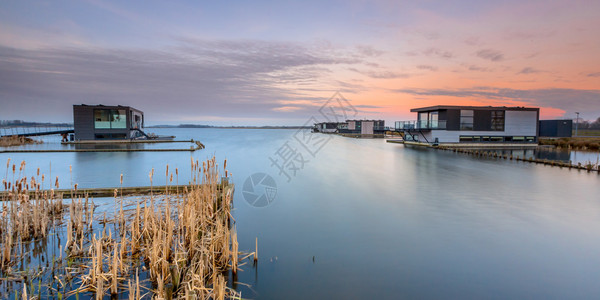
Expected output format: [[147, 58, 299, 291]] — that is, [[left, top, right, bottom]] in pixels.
[[487, 147, 600, 165]]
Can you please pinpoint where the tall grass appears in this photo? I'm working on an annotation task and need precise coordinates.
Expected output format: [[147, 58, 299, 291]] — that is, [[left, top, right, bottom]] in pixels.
[[0, 136, 42, 147], [1, 157, 248, 299], [539, 137, 600, 151]]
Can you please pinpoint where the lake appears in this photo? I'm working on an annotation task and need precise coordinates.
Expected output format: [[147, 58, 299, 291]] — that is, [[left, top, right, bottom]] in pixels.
[[2, 128, 600, 299]]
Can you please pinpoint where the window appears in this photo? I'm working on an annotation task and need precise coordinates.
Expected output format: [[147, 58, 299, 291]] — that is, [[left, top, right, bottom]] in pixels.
[[491, 110, 505, 131], [94, 109, 127, 129], [94, 110, 111, 129], [462, 135, 517, 142], [132, 113, 142, 129], [418, 112, 428, 128], [95, 133, 127, 139], [460, 110, 474, 130], [429, 112, 438, 128], [459, 136, 474, 142]]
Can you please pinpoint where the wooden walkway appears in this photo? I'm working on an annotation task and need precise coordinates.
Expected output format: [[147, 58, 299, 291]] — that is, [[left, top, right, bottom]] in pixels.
[[0, 148, 199, 153], [1, 183, 233, 199], [0, 140, 205, 153]]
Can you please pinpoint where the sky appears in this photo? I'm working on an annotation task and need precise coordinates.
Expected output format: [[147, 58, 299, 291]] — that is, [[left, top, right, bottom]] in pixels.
[[1, 0, 599, 126]]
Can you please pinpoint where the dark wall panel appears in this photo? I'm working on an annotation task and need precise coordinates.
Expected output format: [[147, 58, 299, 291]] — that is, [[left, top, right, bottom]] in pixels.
[[446, 109, 461, 130], [73, 105, 95, 140], [438, 110, 447, 120], [473, 110, 491, 131], [539, 120, 572, 137]]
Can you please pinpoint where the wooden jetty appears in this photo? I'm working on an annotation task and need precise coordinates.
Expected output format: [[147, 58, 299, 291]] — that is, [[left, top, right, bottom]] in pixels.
[[0, 140, 205, 153], [386, 139, 539, 149], [0, 147, 199, 153], [60, 139, 189, 145], [1, 183, 233, 199]]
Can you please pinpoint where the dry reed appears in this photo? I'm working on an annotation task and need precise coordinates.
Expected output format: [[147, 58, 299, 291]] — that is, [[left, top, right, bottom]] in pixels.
[[1, 157, 247, 299], [0, 136, 42, 147]]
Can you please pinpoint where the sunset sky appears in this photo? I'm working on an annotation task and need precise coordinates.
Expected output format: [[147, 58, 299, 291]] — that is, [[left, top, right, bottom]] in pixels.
[[1, 0, 599, 125]]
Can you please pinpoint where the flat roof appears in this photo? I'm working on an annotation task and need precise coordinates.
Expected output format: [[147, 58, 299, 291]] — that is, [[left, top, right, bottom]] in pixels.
[[74, 104, 143, 113], [346, 119, 385, 122], [410, 105, 539, 112]]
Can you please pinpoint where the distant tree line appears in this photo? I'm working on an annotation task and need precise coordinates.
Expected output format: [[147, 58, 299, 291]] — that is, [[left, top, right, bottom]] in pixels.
[[148, 124, 311, 129], [0, 120, 72, 127], [576, 117, 600, 129]]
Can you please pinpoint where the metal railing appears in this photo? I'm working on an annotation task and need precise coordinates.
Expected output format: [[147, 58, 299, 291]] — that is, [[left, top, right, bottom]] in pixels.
[[395, 120, 446, 130], [0, 125, 74, 137], [395, 121, 416, 130]]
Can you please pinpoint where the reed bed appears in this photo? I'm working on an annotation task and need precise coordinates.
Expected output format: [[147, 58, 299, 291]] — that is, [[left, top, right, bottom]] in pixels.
[[539, 137, 600, 151], [0, 136, 42, 147], [1, 157, 250, 299]]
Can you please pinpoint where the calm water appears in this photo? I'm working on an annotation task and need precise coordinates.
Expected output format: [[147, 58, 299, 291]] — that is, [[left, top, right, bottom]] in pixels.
[[2, 128, 600, 299]]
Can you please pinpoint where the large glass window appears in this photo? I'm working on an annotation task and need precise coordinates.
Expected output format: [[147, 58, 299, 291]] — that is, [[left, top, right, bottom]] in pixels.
[[418, 112, 428, 128], [94, 110, 111, 129], [429, 112, 438, 128], [94, 109, 127, 129], [460, 110, 474, 130], [491, 110, 505, 131]]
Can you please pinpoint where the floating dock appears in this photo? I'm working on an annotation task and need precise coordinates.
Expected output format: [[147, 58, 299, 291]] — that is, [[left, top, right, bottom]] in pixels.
[[0, 140, 205, 153], [1, 183, 233, 199], [60, 139, 188, 145], [387, 139, 539, 149]]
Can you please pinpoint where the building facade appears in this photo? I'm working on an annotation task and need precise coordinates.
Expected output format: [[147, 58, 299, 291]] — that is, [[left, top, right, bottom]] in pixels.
[[539, 120, 572, 137], [73, 104, 144, 140], [339, 120, 385, 135], [397, 106, 539, 144], [313, 122, 343, 133]]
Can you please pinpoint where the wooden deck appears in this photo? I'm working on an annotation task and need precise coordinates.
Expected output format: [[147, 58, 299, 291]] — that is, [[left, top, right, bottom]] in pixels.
[[0, 183, 233, 199], [0, 140, 205, 153]]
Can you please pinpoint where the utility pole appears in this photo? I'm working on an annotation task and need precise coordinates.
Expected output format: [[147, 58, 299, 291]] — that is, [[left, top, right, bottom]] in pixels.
[[575, 112, 580, 137]]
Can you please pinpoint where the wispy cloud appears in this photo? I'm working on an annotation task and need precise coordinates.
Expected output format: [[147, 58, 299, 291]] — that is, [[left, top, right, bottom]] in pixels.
[[476, 49, 504, 62], [517, 67, 543, 74], [354, 104, 383, 109], [503, 29, 556, 41], [393, 87, 600, 117], [423, 48, 453, 59], [0, 39, 373, 123], [417, 65, 438, 71], [467, 65, 491, 72], [587, 72, 600, 77], [355, 45, 385, 57], [464, 36, 481, 46], [349, 68, 410, 79]]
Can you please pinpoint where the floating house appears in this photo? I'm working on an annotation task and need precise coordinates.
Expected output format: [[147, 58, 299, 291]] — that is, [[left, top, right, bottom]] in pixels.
[[73, 104, 145, 140], [396, 106, 539, 146], [313, 122, 344, 133], [539, 120, 572, 137], [338, 120, 385, 136]]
